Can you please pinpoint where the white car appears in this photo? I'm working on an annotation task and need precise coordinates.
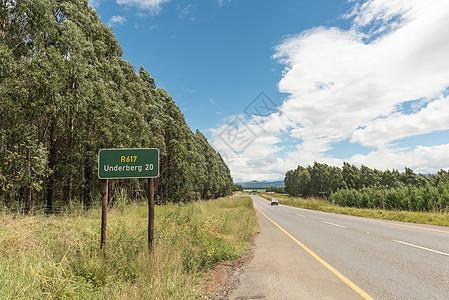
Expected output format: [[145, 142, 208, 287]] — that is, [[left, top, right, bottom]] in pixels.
[[271, 198, 279, 205]]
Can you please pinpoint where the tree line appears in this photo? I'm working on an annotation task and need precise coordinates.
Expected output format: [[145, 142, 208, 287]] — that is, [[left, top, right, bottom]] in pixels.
[[285, 162, 449, 212], [0, 0, 233, 212], [265, 186, 285, 193], [329, 185, 449, 212]]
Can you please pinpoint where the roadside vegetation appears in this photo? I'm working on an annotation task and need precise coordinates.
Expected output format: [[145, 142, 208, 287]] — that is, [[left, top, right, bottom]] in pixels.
[[282, 162, 449, 225], [330, 185, 449, 212], [265, 186, 285, 193], [0, 193, 258, 299], [243, 188, 266, 193], [285, 162, 449, 202], [261, 193, 449, 227], [1, 0, 233, 214]]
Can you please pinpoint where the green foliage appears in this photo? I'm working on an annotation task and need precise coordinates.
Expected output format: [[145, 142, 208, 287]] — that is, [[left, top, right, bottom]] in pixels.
[[1, 0, 233, 209], [285, 162, 345, 198], [286, 163, 449, 198], [329, 184, 449, 213], [265, 186, 285, 193], [285, 162, 449, 213], [233, 184, 243, 192]]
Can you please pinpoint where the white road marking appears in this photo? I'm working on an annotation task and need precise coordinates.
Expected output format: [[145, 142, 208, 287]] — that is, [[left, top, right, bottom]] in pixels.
[[322, 221, 347, 229], [284, 210, 290, 213], [393, 240, 449, 257], [296, 214, 306, 218]]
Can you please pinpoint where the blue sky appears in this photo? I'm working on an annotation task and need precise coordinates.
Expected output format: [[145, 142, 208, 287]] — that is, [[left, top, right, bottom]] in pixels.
[[93, 0, 352, 131], [91, 0, 449, 182]]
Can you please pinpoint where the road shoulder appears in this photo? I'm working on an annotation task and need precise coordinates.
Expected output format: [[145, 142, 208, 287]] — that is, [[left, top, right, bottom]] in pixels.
[[201, 240, 256, 299]]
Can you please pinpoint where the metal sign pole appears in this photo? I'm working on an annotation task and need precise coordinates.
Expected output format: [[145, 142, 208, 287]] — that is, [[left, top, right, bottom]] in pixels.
[[148, 178, 155, 252], [100, 179, 108, 255]]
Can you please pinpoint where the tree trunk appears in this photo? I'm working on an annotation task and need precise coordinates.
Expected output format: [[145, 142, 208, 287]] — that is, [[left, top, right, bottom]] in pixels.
[[66, 117, 74, 208], [25, 150, 32, 214], [1, 18, 5, 39], [46, 118, 57, 214], [66, 175, 73, 208], [5, 192, 11, 209], [83, 156, 92, 209]]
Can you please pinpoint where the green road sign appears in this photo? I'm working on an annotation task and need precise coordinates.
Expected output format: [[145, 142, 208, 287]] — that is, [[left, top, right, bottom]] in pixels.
[[98, 148, 159, 179]]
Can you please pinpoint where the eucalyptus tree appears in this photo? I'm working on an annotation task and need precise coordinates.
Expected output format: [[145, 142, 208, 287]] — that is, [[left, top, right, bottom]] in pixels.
[[1, 0, 235, 210]]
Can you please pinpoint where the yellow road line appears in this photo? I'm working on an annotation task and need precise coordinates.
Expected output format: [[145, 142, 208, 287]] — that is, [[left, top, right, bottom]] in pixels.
[[255, 205, 374, 300]]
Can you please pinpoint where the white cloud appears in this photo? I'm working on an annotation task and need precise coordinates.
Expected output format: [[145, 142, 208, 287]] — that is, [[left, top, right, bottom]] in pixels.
[[352, 94, 449, 147], [217, 0, 232, 7], [178, 4, 196, 21], [116, 0, 170, 15], [108, 15, 126, 27], [209, 114, 288, 181], [209, 0, 449, 182], [349, 144, 449, 174], [88, 0, 101, 10]]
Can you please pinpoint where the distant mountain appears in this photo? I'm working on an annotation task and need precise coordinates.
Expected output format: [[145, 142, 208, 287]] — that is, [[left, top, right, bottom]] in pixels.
[[237, 180, 284, 189]]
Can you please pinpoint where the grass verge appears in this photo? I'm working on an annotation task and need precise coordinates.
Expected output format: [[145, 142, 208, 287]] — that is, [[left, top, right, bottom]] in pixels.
[[261, 193, 449, 227], [0, 193, 259, 299]]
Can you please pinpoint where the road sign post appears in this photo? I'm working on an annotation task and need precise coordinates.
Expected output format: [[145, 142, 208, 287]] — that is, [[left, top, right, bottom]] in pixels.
[[148, 178, 154, 251], [100, 179, 108, 255], [98, 148, 159, 254]]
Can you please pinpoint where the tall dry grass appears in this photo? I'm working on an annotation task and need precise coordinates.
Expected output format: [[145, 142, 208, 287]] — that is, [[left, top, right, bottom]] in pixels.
[[0, 193, 258, 299]]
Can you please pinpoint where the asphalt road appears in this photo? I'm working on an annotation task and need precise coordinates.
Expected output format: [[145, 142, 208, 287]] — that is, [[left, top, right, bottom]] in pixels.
[[232, 195, 449, 300]]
